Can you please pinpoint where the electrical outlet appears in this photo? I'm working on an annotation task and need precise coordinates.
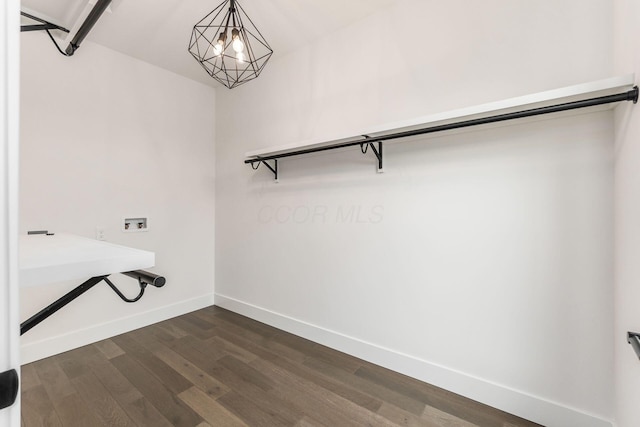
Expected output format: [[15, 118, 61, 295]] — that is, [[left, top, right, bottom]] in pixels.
[[96, 226, 106, 241]]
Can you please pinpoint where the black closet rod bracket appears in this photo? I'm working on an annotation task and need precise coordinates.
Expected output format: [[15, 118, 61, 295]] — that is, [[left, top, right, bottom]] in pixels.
[[628, 332, 640, 360], [251, 159, 279, 182], [360, 136, 384, 173]]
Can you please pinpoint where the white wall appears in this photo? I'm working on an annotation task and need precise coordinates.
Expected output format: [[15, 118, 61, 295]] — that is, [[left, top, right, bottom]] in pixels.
[[19, 33, 216, 363], [215, 1, 615, 426], [613, 2, 640, 427]]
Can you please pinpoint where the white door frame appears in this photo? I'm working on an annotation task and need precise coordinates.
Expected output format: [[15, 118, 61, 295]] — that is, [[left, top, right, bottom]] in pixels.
[[1, 0, 21, 425]]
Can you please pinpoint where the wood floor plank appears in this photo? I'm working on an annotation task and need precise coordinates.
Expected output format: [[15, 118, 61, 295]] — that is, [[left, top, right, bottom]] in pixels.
[[170, 316, 220, 340], [216, 390, 301, 426], [127, 326, 171, 353], [111, 333, 193, 394], [215, 324, 309, 365], [121, 397, 176, 427], [303, 343, 363, 374], [176, 333, 228, 362], [83, 348, 144, 405], [93, 339, 125, 359], [150, 323, 180, 343], [294, 416, 329, 427], [155, 321, 188, 339], [70, 372, 137, 427], [252, 357, 398, 427], [357, 365, 537, 427], [303, 356, 427, 416], [154, 346, 229, 398], [52, 392, 104, 427], [421, 404, 481, 427], [77, 346, 175, 427], [217, 355, 275, 392], [261, 335, 309, 364], [178, 386, 247, 427], [144, 322, 194, 352], [167, 335, 224, 373], [208, 335, 259, 363], [181, 312, 217, 332], [56, 345, 101, 380], [32, 358, 76, 407], [208, 310, 280, 341], [21, 385, 62, 427], [269, 331, 319, 360], [204, 358, 307, 425], [201, 312, 268, 344], [20, 364, 41, 392], [378, 402, 446, 427], [110, 353, 204, 427], [215, 327, 384, 412]]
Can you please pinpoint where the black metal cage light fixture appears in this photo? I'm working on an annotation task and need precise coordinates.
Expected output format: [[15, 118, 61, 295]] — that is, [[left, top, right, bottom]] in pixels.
[[189, 0, 273, 89]]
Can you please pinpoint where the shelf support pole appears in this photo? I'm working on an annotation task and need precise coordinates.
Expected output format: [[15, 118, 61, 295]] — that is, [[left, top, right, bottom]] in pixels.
[[369, 141, 383, 172]]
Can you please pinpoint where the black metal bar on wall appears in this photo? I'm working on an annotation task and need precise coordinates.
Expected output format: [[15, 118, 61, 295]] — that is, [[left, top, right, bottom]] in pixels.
[[245, 87, 639, 171], [21, 24, 64, 32], [20, 11, 70, 33], [65, 0, 112, 55], [20, 275, 107, 335], [21, 1, 111, 56], [20, 270, 166, 335]]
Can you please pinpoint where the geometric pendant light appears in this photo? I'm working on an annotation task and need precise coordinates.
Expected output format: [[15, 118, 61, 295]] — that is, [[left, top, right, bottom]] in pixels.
[[189, 0, 273, 89]]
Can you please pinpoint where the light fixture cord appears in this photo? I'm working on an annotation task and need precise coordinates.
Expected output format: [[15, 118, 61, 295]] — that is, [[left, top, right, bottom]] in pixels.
[[230, 0, 237, 28], [224, 5, 233, 34]]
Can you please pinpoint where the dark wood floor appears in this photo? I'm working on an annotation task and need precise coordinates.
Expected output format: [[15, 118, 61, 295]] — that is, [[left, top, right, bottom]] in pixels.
[[21, 306, 541, 427]]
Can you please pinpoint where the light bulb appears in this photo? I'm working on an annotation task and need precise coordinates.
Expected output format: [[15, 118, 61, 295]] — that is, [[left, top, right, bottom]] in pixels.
[[217, 32, 226, 45], [236, 51, 245, 62], [233, 38, 244, 53], [231, 28, 244, 53], [213, 43, 223, 56]]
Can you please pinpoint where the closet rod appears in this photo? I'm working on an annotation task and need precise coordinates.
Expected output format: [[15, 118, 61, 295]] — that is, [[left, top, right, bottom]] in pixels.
[[245, 86, 638, 165]]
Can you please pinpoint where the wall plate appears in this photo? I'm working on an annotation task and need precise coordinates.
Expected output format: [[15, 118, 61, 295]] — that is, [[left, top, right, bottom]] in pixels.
[[122, 216, 149, 233]]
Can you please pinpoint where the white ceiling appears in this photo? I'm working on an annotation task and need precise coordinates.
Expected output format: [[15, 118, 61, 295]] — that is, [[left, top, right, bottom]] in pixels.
[[20, 0, 397, 88]]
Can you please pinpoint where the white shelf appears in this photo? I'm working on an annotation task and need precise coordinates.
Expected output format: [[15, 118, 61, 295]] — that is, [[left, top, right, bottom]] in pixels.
[[245, 74, 635, 161], [19, 233, 155, 287]]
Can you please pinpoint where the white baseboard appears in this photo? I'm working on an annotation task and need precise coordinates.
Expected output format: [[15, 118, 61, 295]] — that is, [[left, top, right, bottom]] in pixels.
[[215, 293, 612, 427], [21, 293, 216, 364]]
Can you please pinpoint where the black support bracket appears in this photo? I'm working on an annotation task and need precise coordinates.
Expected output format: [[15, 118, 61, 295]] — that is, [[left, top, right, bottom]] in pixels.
[[20, 0, 112, 56], [628, 332, 640, 360], [251, 159, 278, 181], [20, 270, 166, 335], [20, 12, 70, 34], [360, 137, 383, 172]]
